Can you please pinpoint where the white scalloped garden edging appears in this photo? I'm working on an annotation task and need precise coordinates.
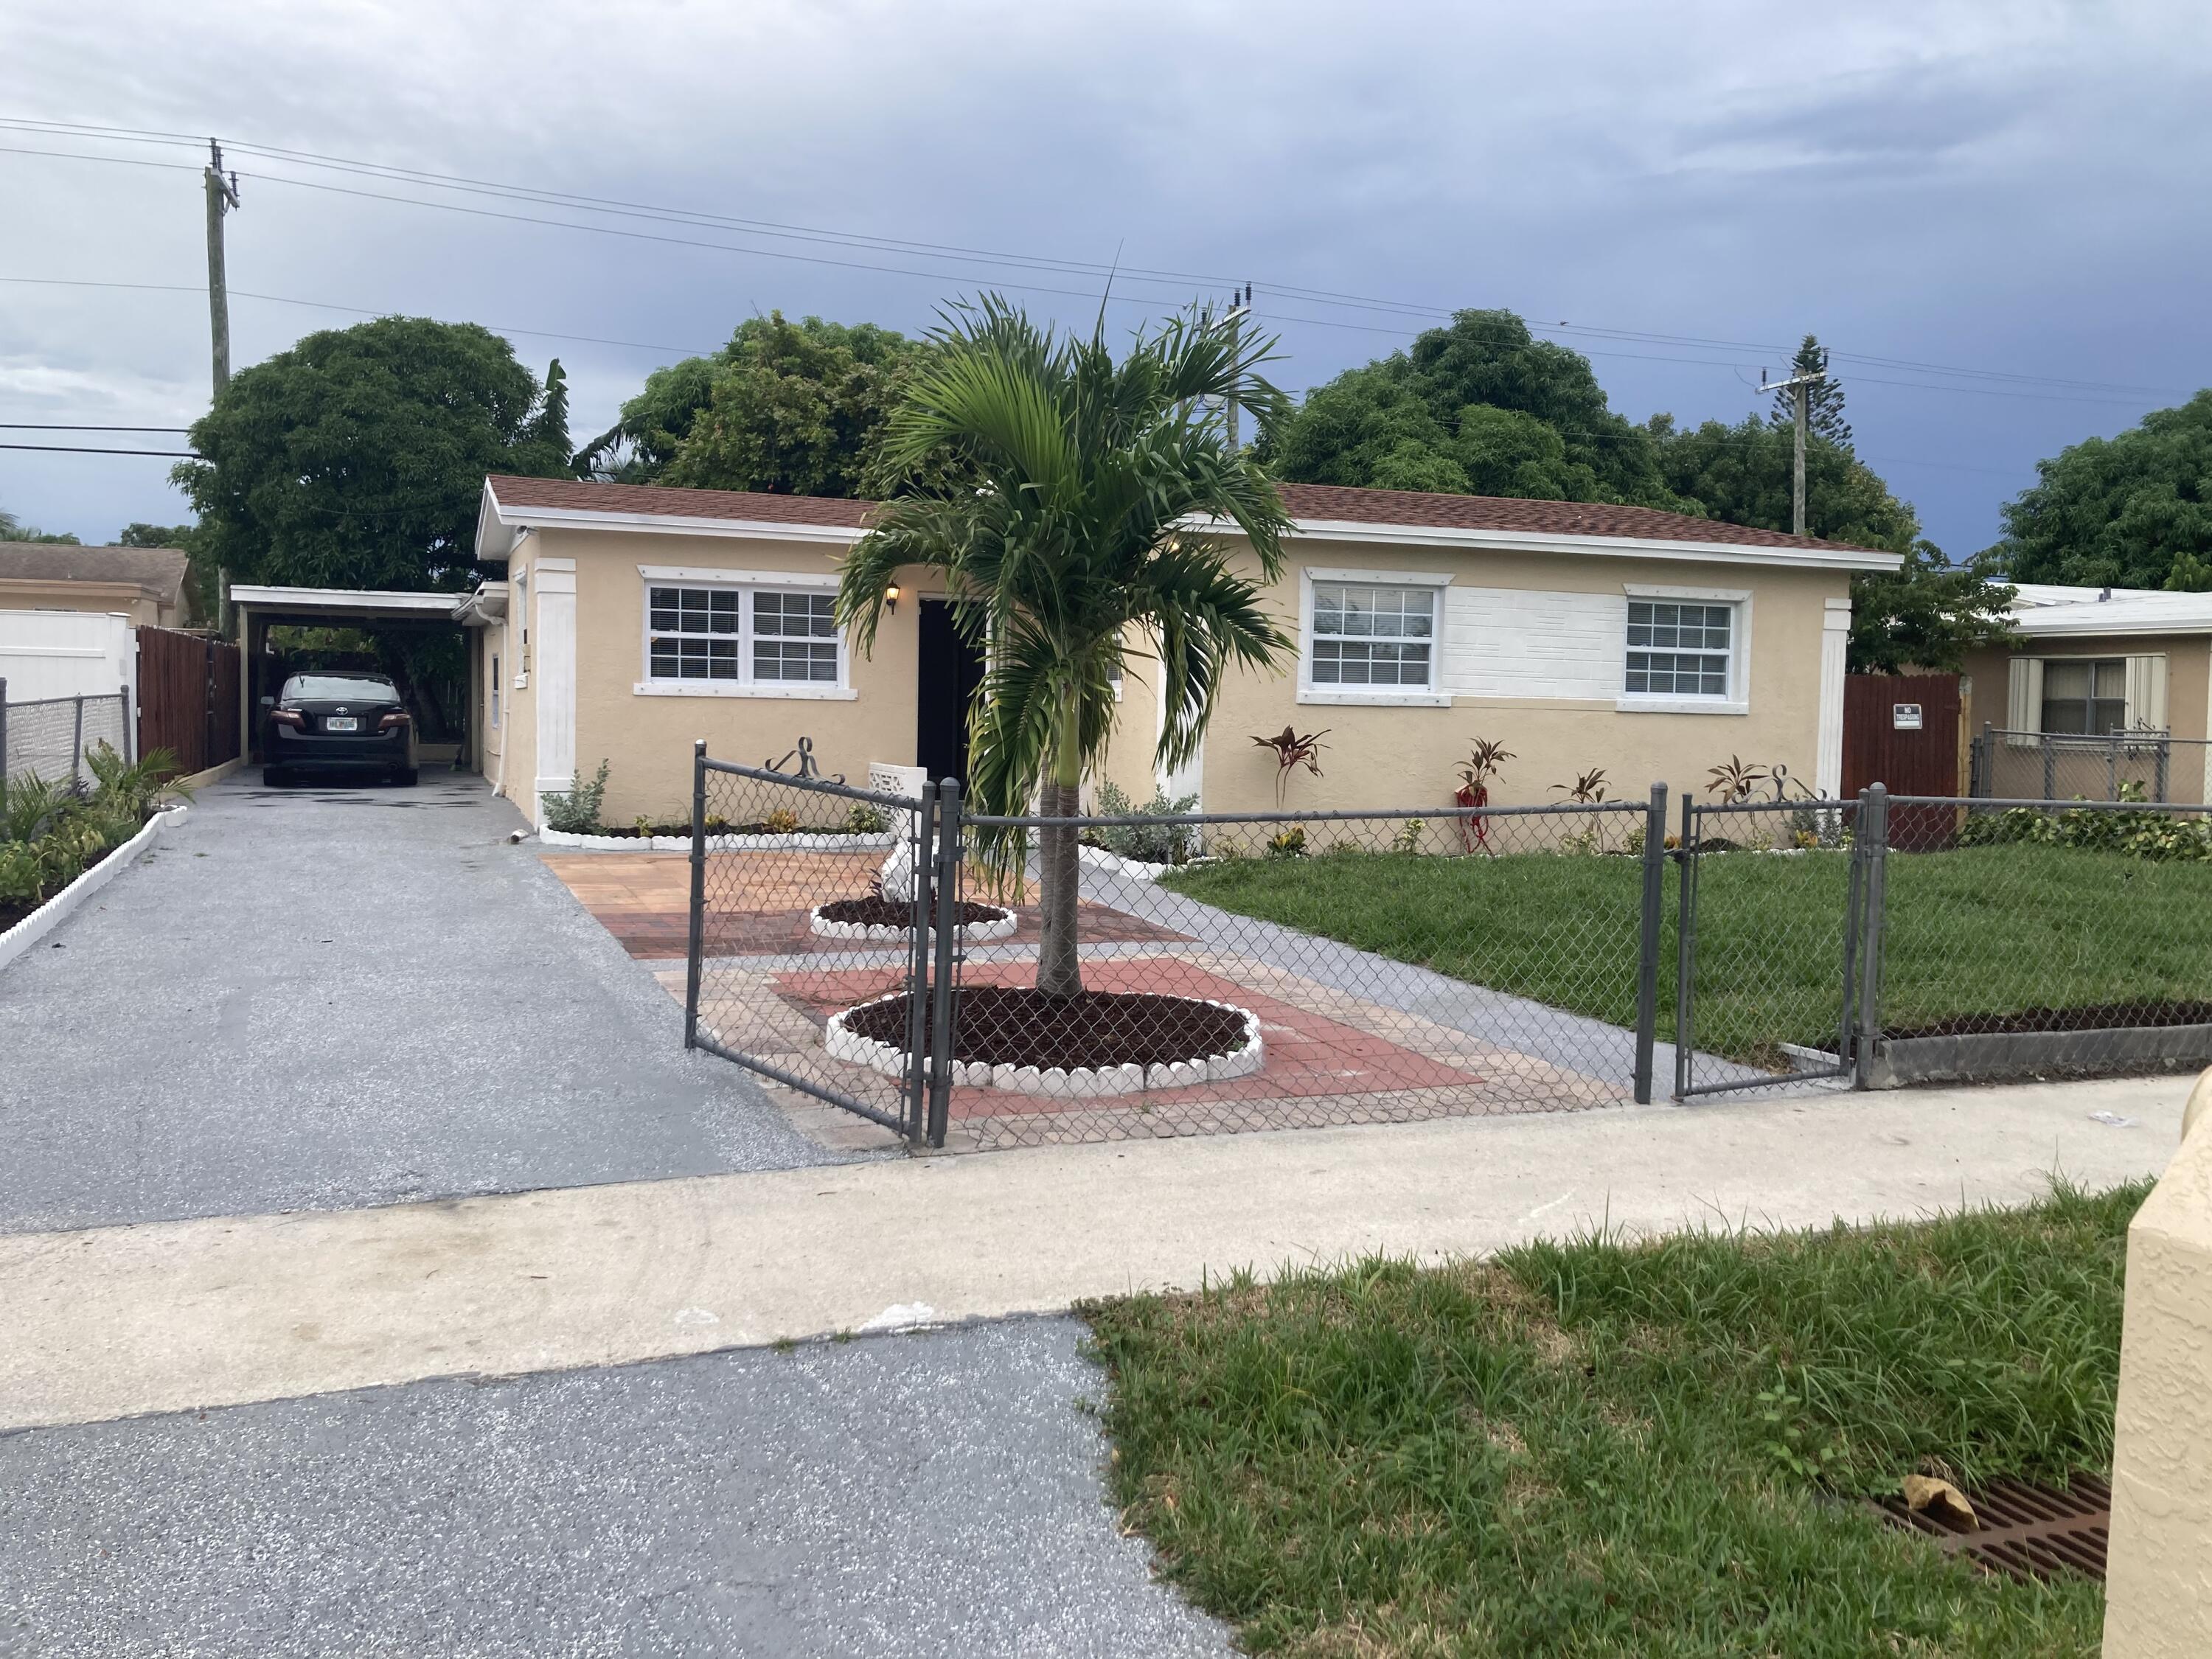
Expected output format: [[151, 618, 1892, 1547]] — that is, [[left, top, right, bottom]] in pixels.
[[0, 801, 187, 975], [822, 993, 1263, 1096], [807, 905, 1019, 945], [537, 827, 897, 853]]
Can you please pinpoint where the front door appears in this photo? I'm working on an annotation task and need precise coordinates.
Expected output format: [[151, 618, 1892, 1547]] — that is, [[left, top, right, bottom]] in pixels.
[[916, 599, 987, 786]]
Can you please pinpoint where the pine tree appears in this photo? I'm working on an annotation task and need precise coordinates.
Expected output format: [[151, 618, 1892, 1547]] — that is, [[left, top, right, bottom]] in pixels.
[[1769, 334, 1851, 448]]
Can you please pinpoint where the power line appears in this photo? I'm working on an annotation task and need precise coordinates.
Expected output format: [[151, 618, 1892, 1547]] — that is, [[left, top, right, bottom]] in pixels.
[[1, 119, 2186, 403], [0, 442, 195, 456], [0, 422, 191, 431]]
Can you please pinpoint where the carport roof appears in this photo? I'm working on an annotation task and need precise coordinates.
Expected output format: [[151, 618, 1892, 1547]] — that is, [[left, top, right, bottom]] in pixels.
[[229, 585, 467, 625]]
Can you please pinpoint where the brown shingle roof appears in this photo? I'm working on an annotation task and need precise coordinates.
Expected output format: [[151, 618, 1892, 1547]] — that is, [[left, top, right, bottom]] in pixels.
[[487, 474, 875, 528], [487, 474, 1881, 555], [1273, 481, 1874, 552], [0, 541, 189, 602]]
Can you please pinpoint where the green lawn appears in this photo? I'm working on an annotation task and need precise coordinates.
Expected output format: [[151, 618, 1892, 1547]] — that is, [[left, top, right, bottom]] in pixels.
[[1083, 1181, 2142, 1658], [1164, 844, 2212, 1065]]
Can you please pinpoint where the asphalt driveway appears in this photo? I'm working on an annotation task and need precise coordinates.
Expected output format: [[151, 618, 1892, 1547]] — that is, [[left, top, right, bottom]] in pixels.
[[0, 770, 838, 1234]]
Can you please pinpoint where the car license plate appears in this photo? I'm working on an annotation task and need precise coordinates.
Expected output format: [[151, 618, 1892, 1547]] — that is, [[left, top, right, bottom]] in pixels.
[[326, 716, 359, 732]]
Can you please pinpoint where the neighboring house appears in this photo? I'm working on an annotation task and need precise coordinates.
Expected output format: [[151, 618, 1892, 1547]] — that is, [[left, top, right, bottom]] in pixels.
[[467, 474, 1899, 826], [1961, 583, 2212, 803], [0, 541, 194, 628]]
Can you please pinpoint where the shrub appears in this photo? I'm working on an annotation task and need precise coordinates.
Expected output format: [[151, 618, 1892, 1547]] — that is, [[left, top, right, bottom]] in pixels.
[[764, 807, 802, 835], [540, 759, 611, 834], [1957, 787, 2212, 863], [1265, 825, 1308, 860], [1087, 780, 1199, 866], [844, 803, 889, 835]]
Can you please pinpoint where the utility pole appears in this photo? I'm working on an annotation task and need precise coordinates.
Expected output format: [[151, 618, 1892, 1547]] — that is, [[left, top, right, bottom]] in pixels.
[[1759, 363, 1826, 538], [204, 139, 240, 398], [1223, 282, 1252, 450]]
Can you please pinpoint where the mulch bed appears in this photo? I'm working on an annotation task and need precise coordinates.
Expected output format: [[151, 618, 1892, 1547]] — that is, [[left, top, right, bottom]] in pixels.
[[844, 986, 1249, 1071], [815, 896, 1009, 928], [1884, 1001, 2212, 1040]]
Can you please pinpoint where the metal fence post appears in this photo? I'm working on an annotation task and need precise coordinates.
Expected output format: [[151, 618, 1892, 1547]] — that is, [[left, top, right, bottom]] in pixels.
[[1852, 783, 1891, 1089], [71, 693, 84, 788], [121, 682, 135, 765], [924, 780, 964, 1149], [1972, 723, 1992, 797], [1632, 782, 1669, 1105], [2156, 737, 2171, 802], [0, 676, 9, 816], [1672, 789, 1697, 1100], [901, 781, 940, 1145], [684, 739, 707, 1050]]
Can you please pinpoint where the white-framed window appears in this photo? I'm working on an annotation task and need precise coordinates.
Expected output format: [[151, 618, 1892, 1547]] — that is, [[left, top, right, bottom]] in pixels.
[[1618, 585, 1749, 714], [1312, 581, 1435, 687], [1297, 568, 1453, 706], [1626, 599, 1733, 697], [635, 568, 852, 698]]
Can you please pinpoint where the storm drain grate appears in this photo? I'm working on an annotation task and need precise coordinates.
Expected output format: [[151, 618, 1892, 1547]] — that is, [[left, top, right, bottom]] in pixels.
[[1872, 1475, 2110, 1583]]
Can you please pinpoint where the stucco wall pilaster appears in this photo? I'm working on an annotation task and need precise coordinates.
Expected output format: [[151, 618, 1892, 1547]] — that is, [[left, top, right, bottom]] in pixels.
[[532, 555, 577, 811], [1815, 596, 1851, 798]]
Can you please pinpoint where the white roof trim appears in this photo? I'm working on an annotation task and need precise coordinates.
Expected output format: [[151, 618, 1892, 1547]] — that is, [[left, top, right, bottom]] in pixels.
[[230, 584, 462, 613], [2008, 606, 2212, 639]]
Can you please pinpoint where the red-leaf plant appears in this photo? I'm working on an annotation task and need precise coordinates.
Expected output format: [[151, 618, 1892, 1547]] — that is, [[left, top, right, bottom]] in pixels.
[[1454, 738, 1516, 854], [1253, 725, 1329, 807]]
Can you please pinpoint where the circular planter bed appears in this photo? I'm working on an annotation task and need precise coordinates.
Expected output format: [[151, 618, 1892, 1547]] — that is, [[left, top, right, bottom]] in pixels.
[[823, 986, 1263, 1096], [809, 896, 1018, 943]]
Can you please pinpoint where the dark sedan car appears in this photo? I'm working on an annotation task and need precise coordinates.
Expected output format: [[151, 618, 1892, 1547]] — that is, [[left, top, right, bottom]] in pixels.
[[262, 672, 418, 787]]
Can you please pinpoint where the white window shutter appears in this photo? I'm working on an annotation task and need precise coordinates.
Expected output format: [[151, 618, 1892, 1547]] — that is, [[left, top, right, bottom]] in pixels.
[[2125, 654, 2168, 731], [2006, 658, 2042, 745]]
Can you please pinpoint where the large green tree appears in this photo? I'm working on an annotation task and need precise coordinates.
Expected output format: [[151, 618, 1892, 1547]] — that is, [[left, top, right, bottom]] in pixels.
[[841, 298, 1294, 998], [173, 316, 571, 591], [1260, 309, 1689, 509], [575, 312, 933, 496], [1984, 389, 2212, 591], [1649, 413, 2014, 670]]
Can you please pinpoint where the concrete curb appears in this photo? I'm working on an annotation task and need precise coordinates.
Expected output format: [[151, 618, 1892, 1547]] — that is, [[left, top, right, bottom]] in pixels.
[[168, 757, 240, 796], [1868, 1025, 2212, 1088], [0, 802, 186, 975]]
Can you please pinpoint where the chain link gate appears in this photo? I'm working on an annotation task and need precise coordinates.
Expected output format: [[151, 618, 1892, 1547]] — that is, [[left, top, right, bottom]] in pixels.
[[1673, 786, 1880, 1099], [682, 741, 948, 1144]]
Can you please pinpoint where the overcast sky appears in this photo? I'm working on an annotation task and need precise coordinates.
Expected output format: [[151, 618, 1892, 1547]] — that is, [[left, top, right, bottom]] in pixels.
[[4, 0, 2208, 556]]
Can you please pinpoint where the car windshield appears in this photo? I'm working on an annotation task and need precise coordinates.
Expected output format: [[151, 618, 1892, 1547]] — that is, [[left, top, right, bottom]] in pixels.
[[281, 675, 398, 703]]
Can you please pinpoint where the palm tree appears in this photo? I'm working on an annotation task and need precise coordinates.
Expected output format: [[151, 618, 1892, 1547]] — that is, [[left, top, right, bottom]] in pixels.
[[840, 296, 1295, 998]]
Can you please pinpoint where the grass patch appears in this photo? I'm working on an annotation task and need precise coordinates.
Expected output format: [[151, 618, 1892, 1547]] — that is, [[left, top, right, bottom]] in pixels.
[[1164, 844, 2212, 1063], [1083, 1180, 2145, 1657]]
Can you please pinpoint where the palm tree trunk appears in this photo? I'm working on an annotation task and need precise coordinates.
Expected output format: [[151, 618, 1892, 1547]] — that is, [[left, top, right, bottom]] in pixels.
[[1036, 696, 1085, 998]]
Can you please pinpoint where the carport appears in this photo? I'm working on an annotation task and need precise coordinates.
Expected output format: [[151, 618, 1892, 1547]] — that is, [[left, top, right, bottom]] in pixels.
[[229, 585, 485, 769]]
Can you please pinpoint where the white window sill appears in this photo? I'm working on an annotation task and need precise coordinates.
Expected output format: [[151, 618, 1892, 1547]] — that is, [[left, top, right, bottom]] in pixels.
[[1615, 695, 1747, 716], [633, 681, 858, 700], [1297, 687, 1453, 708]]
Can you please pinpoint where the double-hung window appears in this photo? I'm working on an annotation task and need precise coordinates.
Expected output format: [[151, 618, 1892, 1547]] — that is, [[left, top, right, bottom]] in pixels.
[[2039, 658, 2127, 735], [1625, 599, 1734, 698], [644, 581, 844, 691], [1310, 581, 1436, 689]]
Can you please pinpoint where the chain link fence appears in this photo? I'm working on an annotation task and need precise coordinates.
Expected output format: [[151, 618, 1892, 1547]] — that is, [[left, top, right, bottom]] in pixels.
[[1, 686, 131, 792], [1672, 796, 1865, 1099], [1971, 726, 2211, 804], [1868, 793, 2212, 1082], [686, 752, 938, 1138], [684, 737, 1677, 1149]]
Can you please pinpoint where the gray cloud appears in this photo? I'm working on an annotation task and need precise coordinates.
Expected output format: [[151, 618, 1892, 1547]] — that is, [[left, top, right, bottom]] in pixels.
[[2, 0, 2208, 554]]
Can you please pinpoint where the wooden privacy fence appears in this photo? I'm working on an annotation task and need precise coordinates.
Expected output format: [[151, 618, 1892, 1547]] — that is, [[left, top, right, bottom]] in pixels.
[[136, 626, 240, 776]]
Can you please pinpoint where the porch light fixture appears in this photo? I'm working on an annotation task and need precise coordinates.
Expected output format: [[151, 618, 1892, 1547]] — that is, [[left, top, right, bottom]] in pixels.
[[886, 585, 900, 613]]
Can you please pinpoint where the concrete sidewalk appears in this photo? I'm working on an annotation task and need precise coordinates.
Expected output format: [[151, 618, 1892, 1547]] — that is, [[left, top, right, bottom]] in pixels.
[[0, 1072, 2180, 1432]]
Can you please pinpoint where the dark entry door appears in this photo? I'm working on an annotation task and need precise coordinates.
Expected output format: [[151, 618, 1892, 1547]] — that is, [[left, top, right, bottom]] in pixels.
[[916, 599, 987, 785]]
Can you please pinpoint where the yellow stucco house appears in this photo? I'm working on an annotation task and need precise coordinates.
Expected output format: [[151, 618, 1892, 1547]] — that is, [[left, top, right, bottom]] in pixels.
[[463, 474, 1899, 827]]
